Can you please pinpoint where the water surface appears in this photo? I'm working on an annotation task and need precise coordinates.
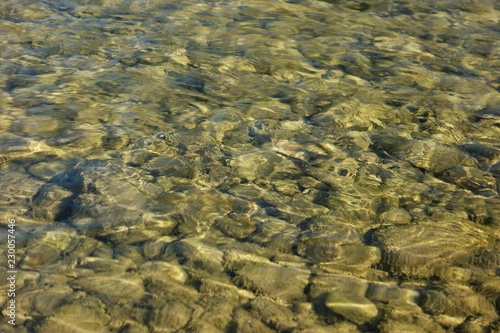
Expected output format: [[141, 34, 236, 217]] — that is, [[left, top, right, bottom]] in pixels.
[[1, 0, 500, 332]]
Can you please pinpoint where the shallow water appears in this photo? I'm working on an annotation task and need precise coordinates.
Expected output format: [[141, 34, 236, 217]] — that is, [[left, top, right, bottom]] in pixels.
[[0, 0, 499, 332]]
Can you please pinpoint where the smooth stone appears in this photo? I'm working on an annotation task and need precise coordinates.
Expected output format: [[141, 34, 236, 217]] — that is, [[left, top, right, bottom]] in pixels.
[[198, 278, 240, 299], [141, 236, 176, 259], [78, 257, 126, 273], [460, 143, 500, 164], [334, 131, 372, 152], [248, 218, 297, 248], [194, 295, 236, 331], [117, 322, 149, 333], [0, 114, 13, 133], [163, 239, 224, 274], [20, 243, 62, 269], [249, 297, 298, 331], [438, 165, 497, 196], [149, 301, 192, 332], [223, 250, 272, 271], [366, 282, 419, 306], [140, 261, 188, 284], [317, 244, 381, 277], [325, 290, 378, 324], [457, 317, 498, 333], [373, 221, 490, 279], [90, 174, 149, 208], [405, 140, 476, 173], [271, 179, 301, 196], [20, 229, 76, 269], [146, 275, 199, 304], [378, 297, 449, 333], [378, 206, 412, 225], [308, 274, 369, 300], [188, 321, 226, 333], [141, 214, 177, 236], [228, 183, 268, 200], [28, 184, 75, 221], [10, 115, 59, 138], [27, 160, 72, 181], [294, 234, 343, 262], [0, 133, 36, 155], [145, 156, 197, 179], [475, 277, 500, 307], [300, 322, 361, 333], [420, 285, 497, 318], [15, 285, 73, 318], [379, 320, 446, 333], [273, 196, 329, 221], [215, 215, 257, 239], [234, 263, 309, 303], [72, 273, 145, 304], [101, 126, 130, 150], [232, 151, 282, 181], [231, 308, 275, 333], [48, 127, 104, 150], [38, 297, 110, 333]]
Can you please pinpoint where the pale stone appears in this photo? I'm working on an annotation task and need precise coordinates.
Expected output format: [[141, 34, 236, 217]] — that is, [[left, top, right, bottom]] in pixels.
[[325, 291, 378, 324]]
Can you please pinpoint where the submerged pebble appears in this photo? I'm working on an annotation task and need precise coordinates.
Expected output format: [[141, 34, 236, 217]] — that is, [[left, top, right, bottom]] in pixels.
[[73, 273, 145, 304], [234, 262, 310, 303], [248, 297, 298, 331], [325, 290, 378, 324], [28, 184, 75, 221], [38, 297, 110, 333], [373, 221, 492, 279], [164, 239, 225, 274]]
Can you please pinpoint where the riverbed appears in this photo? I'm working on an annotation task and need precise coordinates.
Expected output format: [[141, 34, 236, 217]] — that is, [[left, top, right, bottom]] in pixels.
[[0, 0, 499, 332]]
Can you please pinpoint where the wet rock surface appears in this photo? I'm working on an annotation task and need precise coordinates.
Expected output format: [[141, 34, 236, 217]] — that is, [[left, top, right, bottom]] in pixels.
[[325, 290, 378, 324], [0, 0, 499, 332]]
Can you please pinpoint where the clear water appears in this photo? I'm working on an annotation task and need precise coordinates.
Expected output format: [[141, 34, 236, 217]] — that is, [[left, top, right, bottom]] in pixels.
[[1, 0, 499, 332]]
